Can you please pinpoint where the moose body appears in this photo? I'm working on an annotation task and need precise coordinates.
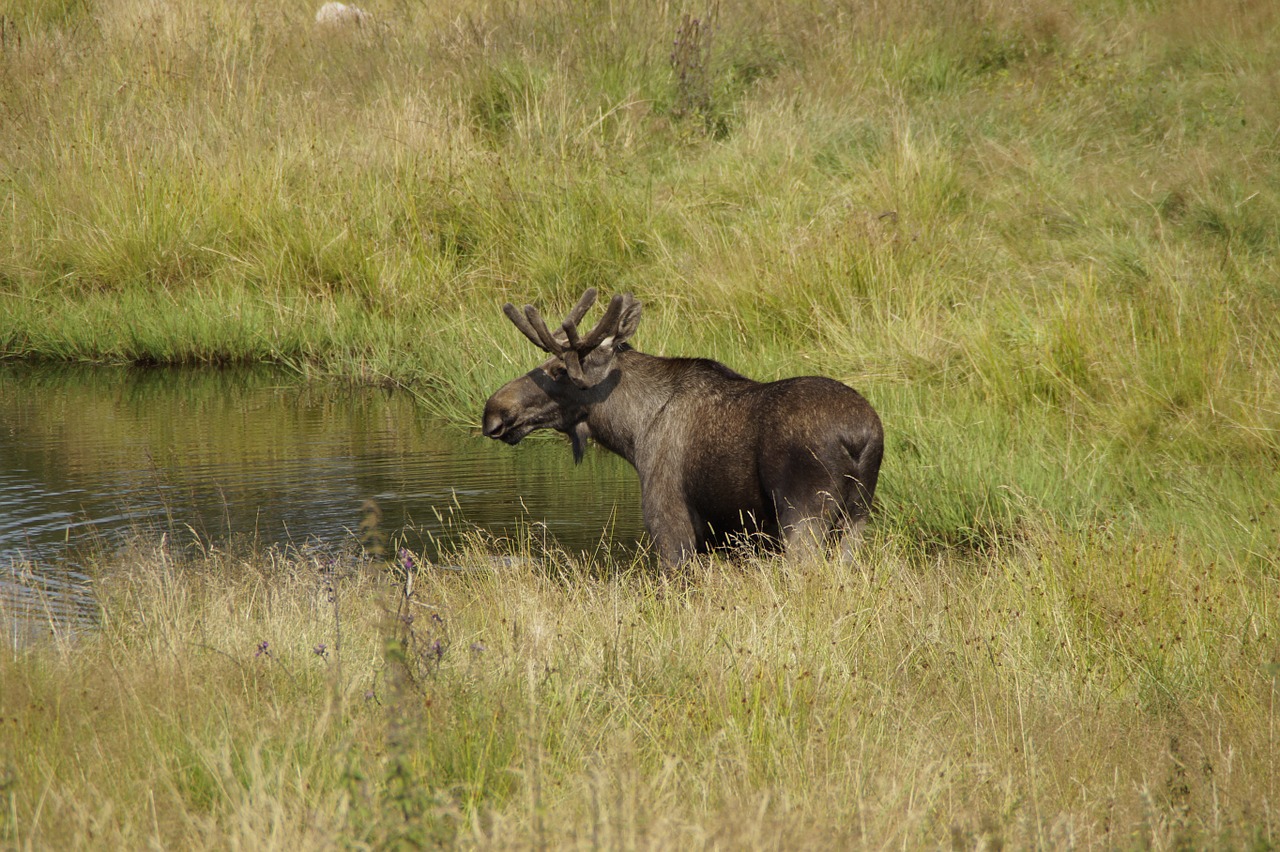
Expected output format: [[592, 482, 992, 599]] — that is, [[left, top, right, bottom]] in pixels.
[[482, 289, 883, 567]]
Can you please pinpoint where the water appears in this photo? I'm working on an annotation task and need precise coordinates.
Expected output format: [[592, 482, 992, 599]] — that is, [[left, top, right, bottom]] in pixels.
[[0, 364, 644, 637]]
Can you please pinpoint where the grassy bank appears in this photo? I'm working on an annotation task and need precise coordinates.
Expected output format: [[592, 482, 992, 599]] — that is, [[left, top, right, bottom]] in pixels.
[[2, 0, 1280, 846], [3, 526, 1277, 848], [3, 0, 1279, 554]]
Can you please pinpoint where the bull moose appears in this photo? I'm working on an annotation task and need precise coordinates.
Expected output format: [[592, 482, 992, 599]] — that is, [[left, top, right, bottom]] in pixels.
[[482, 289, 884, 567]]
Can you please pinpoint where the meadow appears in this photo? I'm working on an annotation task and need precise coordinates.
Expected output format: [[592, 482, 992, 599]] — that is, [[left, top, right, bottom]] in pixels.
[[2, 0, 1278, 846]]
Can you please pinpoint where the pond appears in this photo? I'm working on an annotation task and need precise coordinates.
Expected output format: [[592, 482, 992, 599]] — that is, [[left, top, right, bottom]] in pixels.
[[0, 364, 645, 638]]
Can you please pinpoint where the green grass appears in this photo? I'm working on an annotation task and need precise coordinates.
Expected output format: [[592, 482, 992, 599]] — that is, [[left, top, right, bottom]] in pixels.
[[2, 0, 1279, 846], [2, 0, 1276, 532]]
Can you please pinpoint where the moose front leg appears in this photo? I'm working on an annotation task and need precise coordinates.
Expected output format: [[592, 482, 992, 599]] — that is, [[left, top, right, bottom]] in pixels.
[[640, 492, 700, 568]]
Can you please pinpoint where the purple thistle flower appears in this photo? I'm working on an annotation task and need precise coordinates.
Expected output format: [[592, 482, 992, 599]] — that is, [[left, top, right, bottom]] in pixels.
[[255, 641, 270, 658]]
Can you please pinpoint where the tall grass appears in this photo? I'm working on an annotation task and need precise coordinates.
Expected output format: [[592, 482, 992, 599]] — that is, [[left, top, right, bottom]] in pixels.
[[2, 0, 1277, 552], [2, 525, 1276, 848], [2, 0, 1279, 845]]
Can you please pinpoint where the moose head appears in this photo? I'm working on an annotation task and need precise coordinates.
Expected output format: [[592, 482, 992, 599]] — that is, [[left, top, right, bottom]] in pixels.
[[482, 288, 642, 462]]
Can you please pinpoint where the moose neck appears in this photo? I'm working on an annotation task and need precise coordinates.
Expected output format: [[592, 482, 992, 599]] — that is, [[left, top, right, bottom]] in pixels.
[[583, 348, 678, 466]]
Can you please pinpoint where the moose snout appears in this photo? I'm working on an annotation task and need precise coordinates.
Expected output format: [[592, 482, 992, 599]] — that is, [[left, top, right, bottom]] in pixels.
[[482, 396, 528, 444], [482, 407, 510, 439], [483, 377, 547, 444]]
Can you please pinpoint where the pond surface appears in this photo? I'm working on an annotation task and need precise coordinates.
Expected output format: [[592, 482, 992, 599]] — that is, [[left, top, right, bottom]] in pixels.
[[0, 364, 644, 638]]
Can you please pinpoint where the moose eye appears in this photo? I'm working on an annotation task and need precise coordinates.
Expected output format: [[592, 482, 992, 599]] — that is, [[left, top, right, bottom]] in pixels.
[[546, 365, 568, 381]]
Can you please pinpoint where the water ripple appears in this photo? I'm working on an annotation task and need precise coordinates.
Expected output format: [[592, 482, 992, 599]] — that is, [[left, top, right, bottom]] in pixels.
[[0, 364, 645, 634]]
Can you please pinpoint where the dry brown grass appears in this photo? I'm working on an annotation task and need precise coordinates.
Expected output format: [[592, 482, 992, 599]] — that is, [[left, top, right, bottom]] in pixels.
[[3, 521, 1275, 848]]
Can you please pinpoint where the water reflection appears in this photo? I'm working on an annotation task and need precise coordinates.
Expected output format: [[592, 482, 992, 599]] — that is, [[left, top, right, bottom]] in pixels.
[[0, 364, 645, 635]]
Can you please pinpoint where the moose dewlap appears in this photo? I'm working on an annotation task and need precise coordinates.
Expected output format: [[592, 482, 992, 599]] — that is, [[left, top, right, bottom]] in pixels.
[[482, 289, 884, 567]]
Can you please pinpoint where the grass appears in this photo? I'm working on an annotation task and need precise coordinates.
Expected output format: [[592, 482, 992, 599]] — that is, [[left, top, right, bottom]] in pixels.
[[2, 523, 1276, 849], [1, 0, 1279, 846]]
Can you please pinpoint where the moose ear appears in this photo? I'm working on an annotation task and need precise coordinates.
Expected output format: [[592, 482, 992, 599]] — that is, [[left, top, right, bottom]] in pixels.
[[614, 297, 642, 344]]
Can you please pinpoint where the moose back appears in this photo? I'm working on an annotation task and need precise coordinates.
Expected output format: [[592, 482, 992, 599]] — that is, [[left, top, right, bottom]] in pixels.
[[482, 289, 884, 567]]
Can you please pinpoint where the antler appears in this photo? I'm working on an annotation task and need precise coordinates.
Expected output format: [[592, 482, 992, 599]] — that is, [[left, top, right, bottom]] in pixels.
[[503, 288, 616, 355], [563, 294, 625, 352], [522, 304, 563, 352], [563, 288, 597, 329], [502, 302, 559, 353], [501, 288, 639, 388]]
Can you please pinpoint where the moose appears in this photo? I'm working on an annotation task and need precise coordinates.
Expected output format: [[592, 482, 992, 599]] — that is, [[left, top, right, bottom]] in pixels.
[[482, 289, 884, 567]]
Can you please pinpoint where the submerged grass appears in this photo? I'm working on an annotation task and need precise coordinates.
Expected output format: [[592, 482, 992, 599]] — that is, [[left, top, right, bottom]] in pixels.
[[1, 525, 1276, 848], [2, 0, 1280, 846]]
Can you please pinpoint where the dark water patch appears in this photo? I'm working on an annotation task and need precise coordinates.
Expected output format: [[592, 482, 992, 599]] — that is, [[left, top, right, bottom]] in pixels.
[[0, 364, 645, 635]]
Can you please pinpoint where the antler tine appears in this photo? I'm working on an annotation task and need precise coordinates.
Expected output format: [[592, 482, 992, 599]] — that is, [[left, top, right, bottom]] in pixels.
[[577, 294, 627, 351], [560, 289, 597, 352], [503, 303, 552, 352], [523, 304, 564, 353], [562, 320, 582, 350], [563, 288, 598, 331], [504, 289, 608, 354]]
